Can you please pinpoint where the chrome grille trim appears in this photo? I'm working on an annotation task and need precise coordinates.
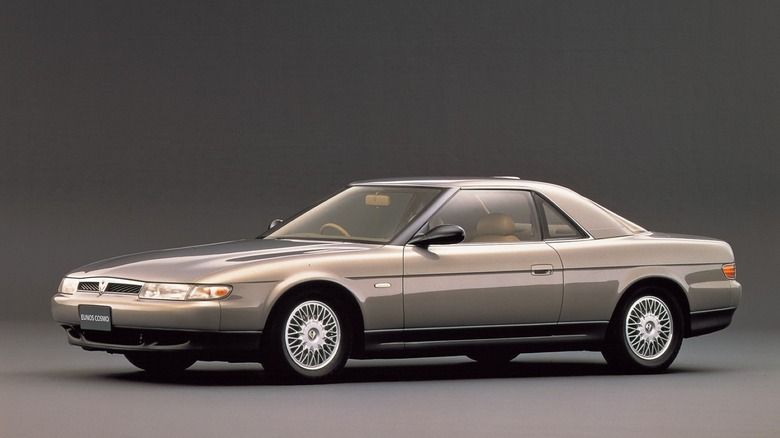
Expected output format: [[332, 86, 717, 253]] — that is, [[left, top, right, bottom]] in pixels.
[[76, 278, 144, 294]]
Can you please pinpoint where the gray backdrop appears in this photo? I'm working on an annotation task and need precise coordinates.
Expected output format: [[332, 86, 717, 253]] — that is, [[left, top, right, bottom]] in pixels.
[[2, 1, 777, 328]]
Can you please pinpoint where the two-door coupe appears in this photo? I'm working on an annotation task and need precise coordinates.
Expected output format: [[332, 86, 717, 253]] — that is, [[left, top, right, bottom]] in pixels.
[[52, 177, 740, 381]]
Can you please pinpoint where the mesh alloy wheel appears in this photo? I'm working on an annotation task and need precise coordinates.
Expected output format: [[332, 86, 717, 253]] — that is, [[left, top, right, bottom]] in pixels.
[[625, 296, 673, 360], [284, 300, 341, 371]]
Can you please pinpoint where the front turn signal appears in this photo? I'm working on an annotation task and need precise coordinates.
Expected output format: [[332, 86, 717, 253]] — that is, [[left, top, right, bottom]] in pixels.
[[722, 263, 736, 280]]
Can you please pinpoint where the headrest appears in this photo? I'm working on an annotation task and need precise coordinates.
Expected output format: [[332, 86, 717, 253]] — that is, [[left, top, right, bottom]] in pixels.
[[476, 214, 515, 236]]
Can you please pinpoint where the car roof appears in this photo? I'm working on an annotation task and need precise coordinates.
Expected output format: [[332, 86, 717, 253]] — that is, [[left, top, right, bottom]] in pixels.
[[351, 177, 646, 239], [353, 176, 528, 188]]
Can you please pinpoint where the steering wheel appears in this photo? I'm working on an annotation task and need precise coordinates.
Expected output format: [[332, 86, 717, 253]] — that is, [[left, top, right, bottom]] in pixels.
[[319, 223, 351, 237]]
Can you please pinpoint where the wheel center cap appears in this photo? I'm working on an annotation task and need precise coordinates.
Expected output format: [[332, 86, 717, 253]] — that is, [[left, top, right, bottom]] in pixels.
[[637, 314, 661, 342], [300, 320, 327, 350]]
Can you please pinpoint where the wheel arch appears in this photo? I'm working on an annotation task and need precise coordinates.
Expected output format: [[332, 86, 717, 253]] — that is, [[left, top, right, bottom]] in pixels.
[[613, 277, 691, 337], [263, 280, 366, 356]]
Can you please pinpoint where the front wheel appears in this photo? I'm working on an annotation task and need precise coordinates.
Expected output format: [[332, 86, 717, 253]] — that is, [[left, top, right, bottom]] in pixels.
[[262, 295, 351, 382], [602, 287, 683, 373]]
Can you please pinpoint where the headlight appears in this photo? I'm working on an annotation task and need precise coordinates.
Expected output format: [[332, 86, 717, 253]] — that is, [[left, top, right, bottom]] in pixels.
[[139, 283, 190, 300], [58, 277, 79, 294], [139, 283, 232, 301]]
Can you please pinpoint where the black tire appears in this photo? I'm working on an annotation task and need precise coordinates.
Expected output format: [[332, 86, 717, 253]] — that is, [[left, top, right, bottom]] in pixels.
[[124, 352, 196, 374], [602, 286, 683, 373], [262, 293, 352, 382]]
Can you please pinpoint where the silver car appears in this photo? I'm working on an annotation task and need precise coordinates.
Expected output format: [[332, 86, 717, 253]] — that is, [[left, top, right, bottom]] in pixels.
[[51, 177, 741, 381]]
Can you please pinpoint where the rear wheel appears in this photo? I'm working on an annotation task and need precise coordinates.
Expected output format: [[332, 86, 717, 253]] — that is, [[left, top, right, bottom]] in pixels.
[[602, 286, 683, 373], [124, 352, 196, 374], [262, 294, 351, 382]]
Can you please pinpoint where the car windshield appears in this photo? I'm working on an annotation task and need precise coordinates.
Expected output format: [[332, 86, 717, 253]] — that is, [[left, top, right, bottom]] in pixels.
[[265, 186, 443, 243]]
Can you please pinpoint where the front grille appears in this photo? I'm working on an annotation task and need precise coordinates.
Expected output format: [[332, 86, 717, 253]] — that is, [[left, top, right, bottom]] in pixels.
[[107, 283, 142, 294], [77, 280, 142, 294], [78, 282, 99, 291]]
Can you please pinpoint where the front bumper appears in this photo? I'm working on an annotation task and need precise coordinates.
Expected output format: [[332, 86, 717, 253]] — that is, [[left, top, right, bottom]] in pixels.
[[52, 291, 222, 330], [59, 324, 262, 359], [52, 291, 265, 360]]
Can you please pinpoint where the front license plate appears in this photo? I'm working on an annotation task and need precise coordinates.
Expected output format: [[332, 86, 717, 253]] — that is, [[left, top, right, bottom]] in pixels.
[[78, 305, 112, 332]]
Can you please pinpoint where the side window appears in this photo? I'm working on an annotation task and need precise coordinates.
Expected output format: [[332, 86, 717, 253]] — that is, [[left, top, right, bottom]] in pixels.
[[539, 197, 584, 239], [431, 190, 539, 242]]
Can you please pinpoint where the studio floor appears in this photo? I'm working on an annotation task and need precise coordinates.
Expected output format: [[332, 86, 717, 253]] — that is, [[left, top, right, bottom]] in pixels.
[[1, 322, 778, 437]]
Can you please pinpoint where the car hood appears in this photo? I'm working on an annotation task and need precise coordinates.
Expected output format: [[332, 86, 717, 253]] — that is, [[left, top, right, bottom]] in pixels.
[[68, 239, 373, 283]]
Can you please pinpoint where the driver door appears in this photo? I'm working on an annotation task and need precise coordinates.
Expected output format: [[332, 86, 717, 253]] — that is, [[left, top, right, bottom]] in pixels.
[[402, 189, 563, 337]]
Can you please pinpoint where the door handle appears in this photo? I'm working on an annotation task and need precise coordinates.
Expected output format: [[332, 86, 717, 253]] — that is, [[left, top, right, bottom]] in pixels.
[[531, 264, 554, 276]]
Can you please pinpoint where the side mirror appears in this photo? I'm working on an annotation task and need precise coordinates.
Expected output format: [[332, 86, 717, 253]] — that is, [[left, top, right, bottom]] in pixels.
[[409, 224, 465, 247], [268, 219, 284, 230]]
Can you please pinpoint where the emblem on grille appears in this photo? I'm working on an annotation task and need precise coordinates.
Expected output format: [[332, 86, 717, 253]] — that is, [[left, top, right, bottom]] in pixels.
[[99, 280, 108, 295]]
